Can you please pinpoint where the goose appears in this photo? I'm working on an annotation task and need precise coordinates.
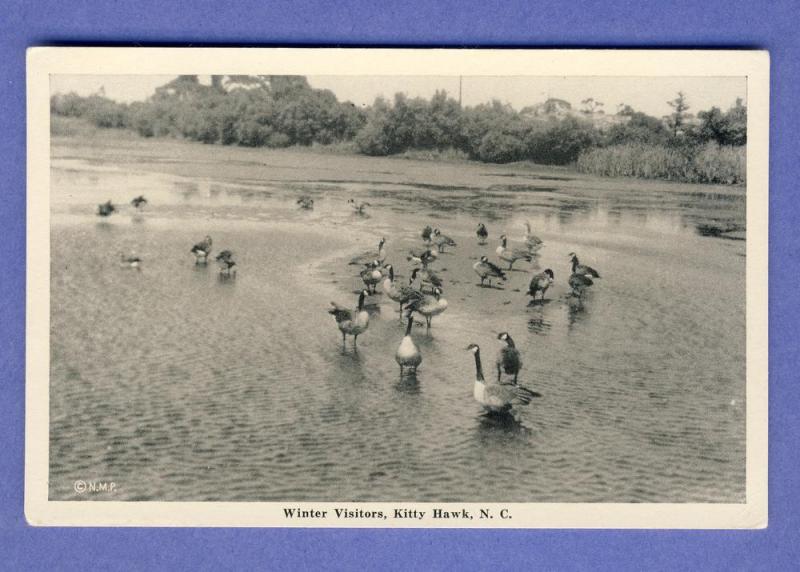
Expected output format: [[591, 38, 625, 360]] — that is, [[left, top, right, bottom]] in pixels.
[[190, 235, 213, 265], [495, 332, 521, 384], [569, 253, 600, 278], [466, 344, 539, 413], [216, 250, 236, 275], [496, 235, 533, 270], [382, 266, 424, 314], [296, 197, 314, 210], [432, 229, 457, 252], [568, 273, 594, 299], [130, 195, 148, 209], [328, 289, 370, 348], [524, 221, 543, 252], [476, 223, 488, 244], [473, 255, 507, 287], [396, 310, 422, 374], [347, 199, 371, 215], [360, 260, 383, 294], [421, 225, 433, 244], [419, 267, 443, 293], [119, 253, 142, 270], [407, 246, 438, 268], [527, 269, 554, 302], [96, 200, 116, 217], [406, 287, 448, 328], [349, 237, 387, 266]]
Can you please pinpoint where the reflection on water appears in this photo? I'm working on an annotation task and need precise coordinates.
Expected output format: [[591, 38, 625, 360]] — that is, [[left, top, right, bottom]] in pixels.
[[49, 154, 745, 503]]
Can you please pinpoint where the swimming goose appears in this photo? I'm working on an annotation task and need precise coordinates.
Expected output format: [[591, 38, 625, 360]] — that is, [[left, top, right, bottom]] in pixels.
[[466, 344, 539, 413], [382, 266, 424, 314], [296, 197, 314, 209], [396, 311, 422, 374], [421, 225, 433, 244], [495, 332, 521, 384], [349, 237, 387, 266], [473, 255, 507, 287], [130, 195, 148, 209], [119, 253, 142, 270], [496, 235, 533, 270], [328, 289, 370, 348], [407, 246, 438, 268], [569, 253, 600, 278], [216, 250, 236, 275], [190, 235, 213, 265], [527, 269, 554, 302], [524, 221, 543, 252], [347, 199, 371, 215], [406, 287, 448, 328], [97, 200, 116, 217], [432, 229, 457, 252], [568, 273, 594, 299], [476, 223, 488, 244], [360, 260, 383, 294]]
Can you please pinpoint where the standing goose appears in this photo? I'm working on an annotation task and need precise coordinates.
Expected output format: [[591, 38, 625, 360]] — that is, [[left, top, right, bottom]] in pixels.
[[524, 221, 544, 252], [527, 269, 554, 303], [466, 344, 539, 413], [495, 332, 521, 384], [569, 253, 601, 278], [421, 225, 433, 244], [119, 253, 142, 270], [131, 195, 148, 209], [432, 229, 457, 252], [382, 266, 424, 314], [328, 289, 370, 348], [97, 200, 116, 217], [496, 235, 533, 270], [406, 287, 448, 329], [190, 235, 213, 265], [347, 199, 371, 215], [419, 267, 443, 293], [360, 260, 383, 294], [396, 311, 422, 375], [473, 255, 507, 287], [476, 223, 488, 244], [568, 273, 594, 299], [407, 245, 438, 268], [216, 250, 236, 275], [349, 237, 387, 266]]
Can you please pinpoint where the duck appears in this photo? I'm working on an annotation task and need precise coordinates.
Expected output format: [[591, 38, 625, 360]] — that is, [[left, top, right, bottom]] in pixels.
[[466, 344, 539, 413], [407, 245, 438, 268], [328, 289, 370, 348], [495, 332, 521, 384], [216, 250, 236, 275], [473, 255, 507, 287], [421, 225, 433, 244], [382, 266, 424, 314], [406, 287, 448, 328], [432, 229, 457, 252], [524, 221, 543, 252], [119, 253, 142, 270], [396, 310, 422, 374], [96, 200, 116, 217], [190, 235, 213, 265], [476, 223, 488, 244], [296, 197, 314, 210], [569, 253, 600, 278], [347, 199, 371, 215], [130, 195, 148, 209], [568, 273, 594, 299], [527, 269, 554, 303], [360, 260, 383, 294], [349, 237, 387, 266], [496, 235, 533, 270]]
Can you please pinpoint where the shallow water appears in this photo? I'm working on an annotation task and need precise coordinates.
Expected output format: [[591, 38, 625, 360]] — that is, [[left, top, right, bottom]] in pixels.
[[49, 144, 746, 502]]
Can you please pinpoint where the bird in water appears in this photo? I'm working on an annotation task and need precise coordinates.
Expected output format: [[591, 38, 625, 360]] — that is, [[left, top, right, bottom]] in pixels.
[[496, 235, 533, 270], [406, 287, 448, 329], [349, 237, 387, 266], [347, 199, 371, 215], [396, 310, 422, 375], [360, 260, 383, 294], [328, 289, 370, 348], [568, 273, 594, 300], [527, 269, 554, 303], [190, 235, 213, 265], [216, 250, 236, 275], [382, 266, 424, 315], [465, 344, 540, 414], [119, 253, 142, 270], [524, 221, 543, 252], [296, 197, 314, 210], [569, 252, 601, 278], [473, 255, 507, 287], [421, 225, 433, 244], [97, 200, 116, 217], [432, 229, 457, 252], [130, 195, 148, 210], [495, 332, 521, 384], [476, 223, 488, 244]]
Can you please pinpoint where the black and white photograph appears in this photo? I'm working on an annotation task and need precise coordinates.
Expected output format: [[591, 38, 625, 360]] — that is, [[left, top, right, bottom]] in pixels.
[[25, 49, 768, 527]]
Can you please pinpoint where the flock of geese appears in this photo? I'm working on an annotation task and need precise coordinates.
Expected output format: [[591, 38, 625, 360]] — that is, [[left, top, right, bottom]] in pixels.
[[97, 193, 602, 418]]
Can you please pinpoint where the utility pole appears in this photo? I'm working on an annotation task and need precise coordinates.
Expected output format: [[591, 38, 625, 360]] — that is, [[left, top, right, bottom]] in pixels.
[[458, 76, 463, 108]]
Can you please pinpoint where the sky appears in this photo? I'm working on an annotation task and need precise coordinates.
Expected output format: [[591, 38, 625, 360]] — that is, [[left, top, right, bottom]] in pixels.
[[50, 74, 746, 117]]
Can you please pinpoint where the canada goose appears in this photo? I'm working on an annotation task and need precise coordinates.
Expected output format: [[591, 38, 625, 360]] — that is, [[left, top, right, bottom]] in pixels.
[[495, 332, 521, 384], [476, 223, 488, 244], [130, 195, 148, 209], [496, 235, 533, 270], [524, 221, 543, 252], [97, 200, 116, 217], [432, 229, 457, 252], [190, 235, 213, 265], [216, 250, 236, 275], [119, 253, 142, 270], [527, 269, 554, 302], [473, 255, 507, 287], [569, 253, 600, 278], [347, 199, 370, 215], [568, 273, 594, 299], [349, 237, 387, 266], [396, 310, 422, 374], [466, 344, 539, 413], [421, 225, 433, 243], [382, 266, 424, 314], [360, 260, 383, 294], [406, 287, 448, 328], [328, 289, 370, 348], [296, 197, 314, 209], [419, 267, 443, 293], [407, 246, 438, 268]]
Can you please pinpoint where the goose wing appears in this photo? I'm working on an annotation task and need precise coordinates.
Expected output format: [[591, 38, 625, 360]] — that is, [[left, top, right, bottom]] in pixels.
[[484, 382, 539, 407], [484, 260, 507, 278], [328, 302, 353, 323], [421, 269, 443, 287]]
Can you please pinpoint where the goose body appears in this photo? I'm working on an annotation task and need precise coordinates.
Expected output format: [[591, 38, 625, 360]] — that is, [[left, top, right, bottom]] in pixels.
[[433, 229, 457, 252], [97, 200, 116, 217], [407, 246, 438, 267], [421, 225, 433, 243], [473, 256, 506, 286], [528, 269, 554, 302], [569, 253, 600, 278], [297, 197, 314, 209], [419, 268, 443, 293], [396, 312, 422, 374], [360, 260, 383, 293], [131, 195, 148, 209], [382, 266, 423, 313], [476, 223, 488, 244], [495, 332, 521, 384], [406, 287, 448, 328], [524, 221, 543, 252], [347, 199, 370, 215], [329, 290, 370, 348], [349, 238, 387, 266], [216, 250, 236, 274], [496, 235, 533, 269], [466, 344, 539, 412], [568, 272, 594, 298], [190, 235, 213, 264]]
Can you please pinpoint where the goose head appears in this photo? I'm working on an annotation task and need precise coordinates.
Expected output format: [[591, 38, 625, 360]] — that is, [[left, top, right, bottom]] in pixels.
[[499, 234, 507, 246], [544, 268, 554, 279], [497, 332, 515, 347], [465, 343, 480, 354], [480, 255, 489, 263]]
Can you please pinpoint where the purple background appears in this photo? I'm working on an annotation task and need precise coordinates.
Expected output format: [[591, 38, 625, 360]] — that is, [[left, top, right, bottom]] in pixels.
[[1, 1, 797, 569]]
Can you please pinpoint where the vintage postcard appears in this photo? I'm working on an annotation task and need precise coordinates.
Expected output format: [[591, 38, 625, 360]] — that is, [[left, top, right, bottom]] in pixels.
[[26, 48, 768, 527]]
